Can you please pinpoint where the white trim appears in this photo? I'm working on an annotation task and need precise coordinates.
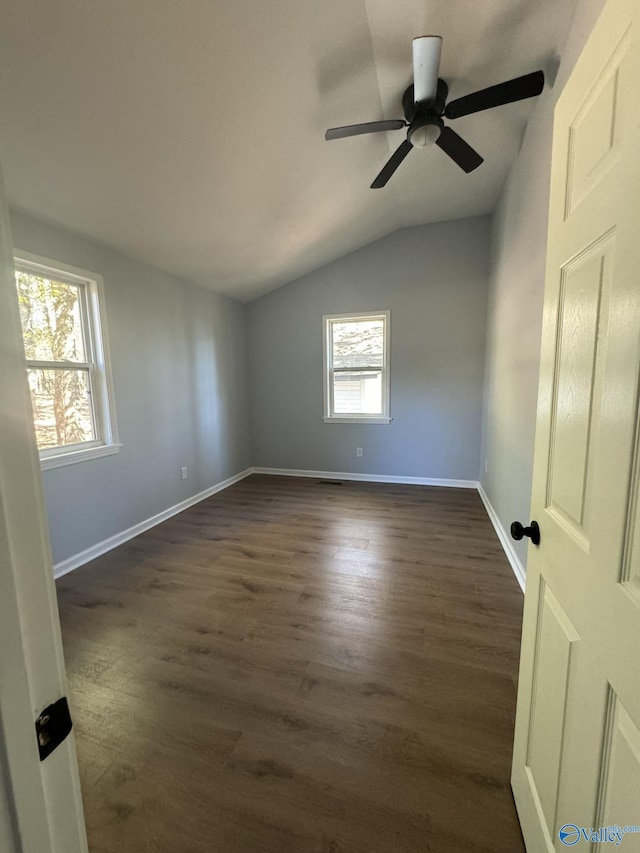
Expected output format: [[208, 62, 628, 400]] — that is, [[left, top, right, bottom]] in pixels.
[[322, 311, 390, 321], [13, 249, 103, 284], [252, 466, 478, 489], [53, 468, 253, 578], [41, 442, 122, 470], [323, 416, 391, 425], [323, 310, 390, 423], [477, 482, 526, 592], [13, 249, 120, 469], [86, 263, 120, 449], [53, 465, 525, 596]]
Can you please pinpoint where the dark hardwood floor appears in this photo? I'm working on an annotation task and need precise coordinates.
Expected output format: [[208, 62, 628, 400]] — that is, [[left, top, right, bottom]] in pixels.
[[56, 474, 525, 853]]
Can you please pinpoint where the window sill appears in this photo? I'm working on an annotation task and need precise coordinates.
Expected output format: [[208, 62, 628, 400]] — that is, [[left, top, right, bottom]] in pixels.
[[323, 417, 391, 425], [40, 442, 122, 471]]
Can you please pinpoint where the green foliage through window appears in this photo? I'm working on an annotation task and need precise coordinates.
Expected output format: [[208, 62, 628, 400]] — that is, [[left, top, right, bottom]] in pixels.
[[16, 270, 96, 449]]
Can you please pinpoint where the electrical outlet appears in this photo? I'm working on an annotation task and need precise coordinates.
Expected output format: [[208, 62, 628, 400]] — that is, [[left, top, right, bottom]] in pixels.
[[181, 467, 188, 480], [356, 447, 363, 458]]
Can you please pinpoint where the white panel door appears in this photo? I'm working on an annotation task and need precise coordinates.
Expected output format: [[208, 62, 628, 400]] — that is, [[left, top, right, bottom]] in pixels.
[[511, 0, 640, 850], [0, 160, 88, 848]]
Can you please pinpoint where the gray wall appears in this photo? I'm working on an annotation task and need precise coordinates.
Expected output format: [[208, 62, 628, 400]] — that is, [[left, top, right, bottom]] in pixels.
[[480, 0, 607, 568], [248, 218, 491, 480], [0, 758, 15, 853], [11, 211, 251, 566]]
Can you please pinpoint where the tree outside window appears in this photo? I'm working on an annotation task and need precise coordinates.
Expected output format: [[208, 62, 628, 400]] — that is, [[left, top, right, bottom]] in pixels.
[[14, 253, 119, 469]]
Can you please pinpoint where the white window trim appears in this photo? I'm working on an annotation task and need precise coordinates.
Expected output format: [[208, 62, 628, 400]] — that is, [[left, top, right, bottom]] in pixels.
[[322, 310, 391, 424], [13, 249, 121, 470]]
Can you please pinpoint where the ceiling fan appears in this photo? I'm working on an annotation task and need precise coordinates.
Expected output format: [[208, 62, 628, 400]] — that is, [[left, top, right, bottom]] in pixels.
[[325, 36, 545, 189]]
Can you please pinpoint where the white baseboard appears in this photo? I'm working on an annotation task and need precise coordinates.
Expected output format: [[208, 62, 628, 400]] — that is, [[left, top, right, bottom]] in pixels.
[[54, 465, 525, 595], [53, 468, 253, 579], [251, 466, 478, 489], [476, 483, 526, 592]]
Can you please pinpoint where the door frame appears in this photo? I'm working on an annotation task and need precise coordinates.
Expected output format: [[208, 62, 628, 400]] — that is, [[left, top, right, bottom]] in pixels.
[[0, 160, 88, 850]]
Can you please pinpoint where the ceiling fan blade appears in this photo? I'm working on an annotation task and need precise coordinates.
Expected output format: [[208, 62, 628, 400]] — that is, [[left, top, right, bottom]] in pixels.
[[325, 120, 405, 141], [371, 139, 413, 188], [412, 35, 442, 105], [435, 127, 483, 173], [444, 70, 545, 119]]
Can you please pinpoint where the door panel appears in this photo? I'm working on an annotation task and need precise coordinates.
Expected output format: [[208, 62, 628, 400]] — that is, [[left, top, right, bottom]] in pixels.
[[547, 234, 612, 542], [597, 694, 640, 840], [566, 30, 629, 216], [526, 582, 580, 837]]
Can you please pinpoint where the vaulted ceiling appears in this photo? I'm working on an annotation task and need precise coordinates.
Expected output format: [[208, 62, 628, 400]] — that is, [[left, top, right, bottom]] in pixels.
[[0, 0, 576, 300]]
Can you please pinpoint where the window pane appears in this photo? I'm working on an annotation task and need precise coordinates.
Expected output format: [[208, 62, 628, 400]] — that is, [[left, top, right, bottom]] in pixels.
[[26, 368, 96, 449], [333, 370, 382, 414], [332, 319, 384, 369], [15, 271, 86, 362]]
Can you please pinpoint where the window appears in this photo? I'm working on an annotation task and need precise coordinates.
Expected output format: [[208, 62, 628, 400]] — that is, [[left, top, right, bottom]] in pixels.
[[323, 311, 390, 423], [14, 251, 120, 469]]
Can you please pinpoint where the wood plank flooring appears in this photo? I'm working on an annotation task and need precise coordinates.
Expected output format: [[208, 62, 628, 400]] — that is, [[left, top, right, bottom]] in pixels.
[[56, 474, 526, 853]]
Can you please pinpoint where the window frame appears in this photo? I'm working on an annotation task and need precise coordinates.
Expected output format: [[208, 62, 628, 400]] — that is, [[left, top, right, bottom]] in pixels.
[[13, 250, 120, 470], [322, 310, 391, 424]]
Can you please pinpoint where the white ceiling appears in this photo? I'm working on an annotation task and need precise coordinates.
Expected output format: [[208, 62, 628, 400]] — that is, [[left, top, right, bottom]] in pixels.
[[0, 0, 576, 301]]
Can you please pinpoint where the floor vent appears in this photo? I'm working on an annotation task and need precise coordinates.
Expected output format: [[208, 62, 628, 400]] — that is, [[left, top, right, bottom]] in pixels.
[[318, 480, 343, 486]]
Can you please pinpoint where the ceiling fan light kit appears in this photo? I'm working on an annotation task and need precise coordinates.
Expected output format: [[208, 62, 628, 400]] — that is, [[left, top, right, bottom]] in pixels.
[[325, 35, 545, 188], [407, 119, 442, 148]]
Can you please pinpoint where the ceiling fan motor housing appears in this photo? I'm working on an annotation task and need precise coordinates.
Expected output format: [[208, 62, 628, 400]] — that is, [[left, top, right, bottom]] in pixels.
[[403, 79, 448, 147], [402, 79, 449, 122]]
